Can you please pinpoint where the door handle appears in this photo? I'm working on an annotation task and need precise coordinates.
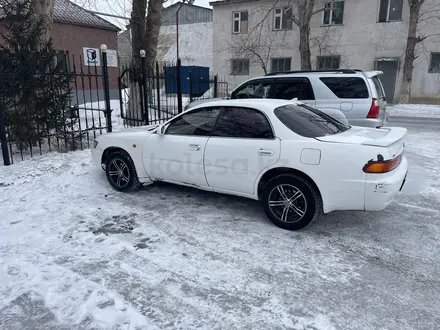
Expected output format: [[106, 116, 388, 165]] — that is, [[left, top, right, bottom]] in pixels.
[[189, 144, 200, 151], [258, 149, 274, 156]]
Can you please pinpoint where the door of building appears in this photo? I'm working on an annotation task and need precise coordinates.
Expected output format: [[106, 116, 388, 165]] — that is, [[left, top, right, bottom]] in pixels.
[[375, 59, 399, 104]]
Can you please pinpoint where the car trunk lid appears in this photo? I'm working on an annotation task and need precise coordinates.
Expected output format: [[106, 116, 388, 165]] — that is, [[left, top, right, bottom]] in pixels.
[[316, 126, 406, 158]]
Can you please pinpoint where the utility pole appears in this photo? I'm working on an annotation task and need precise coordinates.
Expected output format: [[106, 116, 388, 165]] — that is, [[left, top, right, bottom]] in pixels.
[[176, 2, 185, 60]]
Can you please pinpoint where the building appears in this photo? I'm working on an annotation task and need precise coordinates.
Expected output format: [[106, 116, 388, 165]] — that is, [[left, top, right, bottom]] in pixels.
[[211, 0, 440, 103], [0, 0, 121, 101], [118, 2, 213, 70]]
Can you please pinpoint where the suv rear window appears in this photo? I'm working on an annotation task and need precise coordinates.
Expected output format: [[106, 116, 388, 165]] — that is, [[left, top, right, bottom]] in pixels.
[[320, 77, 369, 99], [371, 76, 385, 99], [274, 104, 350, 138]]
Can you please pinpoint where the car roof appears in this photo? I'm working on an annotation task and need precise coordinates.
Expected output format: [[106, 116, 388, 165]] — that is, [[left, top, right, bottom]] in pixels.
[[189, 98, 301, 113]]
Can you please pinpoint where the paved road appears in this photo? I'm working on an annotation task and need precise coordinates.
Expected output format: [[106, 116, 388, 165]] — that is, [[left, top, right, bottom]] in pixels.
[[388, 116, 440, 131]]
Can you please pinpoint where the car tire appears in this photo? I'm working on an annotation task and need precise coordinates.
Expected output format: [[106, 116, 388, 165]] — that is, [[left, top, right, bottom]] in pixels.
[[262, 173, 322, 230], [105, 151, 140, 192]]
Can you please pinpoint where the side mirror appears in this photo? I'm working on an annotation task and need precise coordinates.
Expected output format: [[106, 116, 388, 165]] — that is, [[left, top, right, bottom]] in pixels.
[[227, 91, 232, 99]]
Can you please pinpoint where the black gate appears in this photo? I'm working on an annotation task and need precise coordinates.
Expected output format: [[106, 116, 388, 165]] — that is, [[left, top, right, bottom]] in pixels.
[[0, 46, 114, 166], [118, 55, 229, 127]]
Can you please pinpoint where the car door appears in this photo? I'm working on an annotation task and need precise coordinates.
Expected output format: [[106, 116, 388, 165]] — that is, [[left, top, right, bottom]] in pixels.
[[204, 106, 281, 196], [272, 78, 316, 106], [143, 107, 220, 187]]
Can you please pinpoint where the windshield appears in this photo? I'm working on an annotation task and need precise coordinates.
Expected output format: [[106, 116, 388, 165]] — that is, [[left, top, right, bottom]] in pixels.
[[274, 104, 350, 138]]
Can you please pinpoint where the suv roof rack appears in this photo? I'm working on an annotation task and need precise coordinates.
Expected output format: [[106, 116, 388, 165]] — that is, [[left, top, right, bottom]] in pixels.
[[264, 69, 363, 76]]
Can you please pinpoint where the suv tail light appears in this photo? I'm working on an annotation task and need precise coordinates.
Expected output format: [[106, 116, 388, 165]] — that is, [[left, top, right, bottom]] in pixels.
[[367, 98, 380, 118], [363, 154, 402, 173]]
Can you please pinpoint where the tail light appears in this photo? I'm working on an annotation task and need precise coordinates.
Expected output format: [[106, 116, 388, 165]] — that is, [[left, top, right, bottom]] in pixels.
[[367, 98, 380, 118], [363, 154, 402, 173]]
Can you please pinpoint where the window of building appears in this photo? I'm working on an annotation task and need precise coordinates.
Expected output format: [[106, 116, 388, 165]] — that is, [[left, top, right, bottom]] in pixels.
[[322, 1, 344, 25], [231, 58, 250, 75], [378, 0, 403, 22], [165, 108, 221, 136], [274, 7, 293, 30], [271, 57, 292, 73], [232, 11, 248, 33], [53, 51, 69, 72], [319, 77, 369, 99], [428, 52, 440, 73], [317, 55, 341, 70], [213, 107, 274, 139]]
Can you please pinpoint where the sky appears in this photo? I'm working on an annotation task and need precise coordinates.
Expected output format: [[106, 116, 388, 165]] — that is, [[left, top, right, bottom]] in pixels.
[[74, 0, 213, 30]]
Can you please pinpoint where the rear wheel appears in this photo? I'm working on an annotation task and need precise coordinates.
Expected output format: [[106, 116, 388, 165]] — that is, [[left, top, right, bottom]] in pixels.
[[262, 173, 322, 230], [105, 152, 139, 192]]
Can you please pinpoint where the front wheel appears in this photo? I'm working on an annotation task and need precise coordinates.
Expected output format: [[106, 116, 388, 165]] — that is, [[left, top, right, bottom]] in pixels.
[[105, 152, 139, 192], [262, 173, 322, 230]]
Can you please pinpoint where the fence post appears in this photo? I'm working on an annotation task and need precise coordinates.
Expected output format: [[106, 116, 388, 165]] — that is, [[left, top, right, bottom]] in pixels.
[[213, 75, 218, 99], [155, 62, 161, 119], [140, 50, 149, 125], [100, 44, 112, 133], [0, 99, 11, 166], [189, 71, 193, 103], [176, 58, 183, 114]]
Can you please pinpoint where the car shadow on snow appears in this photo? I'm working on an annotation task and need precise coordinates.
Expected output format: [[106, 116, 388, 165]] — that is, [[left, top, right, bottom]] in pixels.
[[135, 181, 381, 233]]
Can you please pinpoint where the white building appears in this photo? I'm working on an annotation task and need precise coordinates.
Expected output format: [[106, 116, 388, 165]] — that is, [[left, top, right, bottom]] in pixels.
[[210, 0, 440, 103], [118, 2, 213, 69]]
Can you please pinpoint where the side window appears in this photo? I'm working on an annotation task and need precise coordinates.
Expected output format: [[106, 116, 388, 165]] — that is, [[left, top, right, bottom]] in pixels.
[[231, 81, 272, 99], [213, 107, 274, 139], [165, 108, 220, 136], [274, 80, 315, 100], [319, 77, 369, 99]]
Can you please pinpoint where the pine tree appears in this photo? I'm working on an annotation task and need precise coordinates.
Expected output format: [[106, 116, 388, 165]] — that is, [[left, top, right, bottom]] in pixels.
[[0, 0, 80, 152]]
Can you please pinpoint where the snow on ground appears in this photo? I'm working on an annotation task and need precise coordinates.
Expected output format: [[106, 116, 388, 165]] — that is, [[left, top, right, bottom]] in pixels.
[[388, 103, 440, 118], [1, 114, 440, 329]]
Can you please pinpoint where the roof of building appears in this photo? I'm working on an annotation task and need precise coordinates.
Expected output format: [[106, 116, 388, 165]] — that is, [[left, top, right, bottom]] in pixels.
[[209, 0, 260, 6], [165, 1, 213, 12], [0, 0, 120, 32]]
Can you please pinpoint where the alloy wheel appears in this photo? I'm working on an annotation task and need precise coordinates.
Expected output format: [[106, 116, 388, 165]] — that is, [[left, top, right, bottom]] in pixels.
[[107, 158, 131, 189], [268, 184, 307, 223]]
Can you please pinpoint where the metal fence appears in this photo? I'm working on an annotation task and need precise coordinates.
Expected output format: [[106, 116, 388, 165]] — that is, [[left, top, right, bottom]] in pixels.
[[118, 56, 228, 126], [0, 47, 229, 166], [0, 46, 113, 165]]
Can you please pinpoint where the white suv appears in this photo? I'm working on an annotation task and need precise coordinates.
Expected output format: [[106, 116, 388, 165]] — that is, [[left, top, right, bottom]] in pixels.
[[189, 69, 388, 128]]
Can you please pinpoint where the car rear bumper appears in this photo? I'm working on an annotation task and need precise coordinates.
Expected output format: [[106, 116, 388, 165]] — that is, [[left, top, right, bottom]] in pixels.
[[348, 117, 387, 128], [364, 156, 408, 211]]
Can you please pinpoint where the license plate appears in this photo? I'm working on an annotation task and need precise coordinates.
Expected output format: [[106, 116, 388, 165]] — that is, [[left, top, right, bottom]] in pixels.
[[399, 172, 408, 191]]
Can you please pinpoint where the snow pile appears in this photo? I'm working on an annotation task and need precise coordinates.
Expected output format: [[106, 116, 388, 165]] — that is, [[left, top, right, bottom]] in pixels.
[[0, 110, 440, 328]]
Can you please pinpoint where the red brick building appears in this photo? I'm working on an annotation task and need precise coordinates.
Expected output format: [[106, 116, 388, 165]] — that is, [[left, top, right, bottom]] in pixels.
[[0, 0, 121, 101]]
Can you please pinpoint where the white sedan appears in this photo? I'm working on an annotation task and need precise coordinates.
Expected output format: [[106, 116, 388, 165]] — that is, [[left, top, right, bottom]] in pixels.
[[92, 99, 408, 230]]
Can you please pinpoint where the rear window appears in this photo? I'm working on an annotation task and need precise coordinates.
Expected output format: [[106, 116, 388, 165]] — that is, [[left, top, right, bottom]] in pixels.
[[371, 76, 385, 99], [320, 77, 369, 99], [274, 104, 350, 138]]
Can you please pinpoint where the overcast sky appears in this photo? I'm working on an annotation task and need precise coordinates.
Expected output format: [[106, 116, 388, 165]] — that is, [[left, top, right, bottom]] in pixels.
[[75, 0, 213, 30]]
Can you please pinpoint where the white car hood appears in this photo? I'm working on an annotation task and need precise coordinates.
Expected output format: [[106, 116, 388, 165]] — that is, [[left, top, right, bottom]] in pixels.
[[102, 125, 158, 138]]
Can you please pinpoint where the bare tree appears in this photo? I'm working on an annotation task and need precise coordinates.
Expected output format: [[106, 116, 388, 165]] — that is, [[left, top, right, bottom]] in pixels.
[[399, 0, 440, 103], [237, 0, 335, 71], [143, 0, 163, 71], [30, 0, 55, 43]]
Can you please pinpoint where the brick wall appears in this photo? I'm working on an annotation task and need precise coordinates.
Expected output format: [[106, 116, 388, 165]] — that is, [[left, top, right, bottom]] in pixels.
[[52, 23, 119, 90]]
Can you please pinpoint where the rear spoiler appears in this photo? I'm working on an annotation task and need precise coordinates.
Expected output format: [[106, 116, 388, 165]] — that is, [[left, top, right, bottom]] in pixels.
[[361, 127, 407, 147], [364, 71, 384, 78]]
